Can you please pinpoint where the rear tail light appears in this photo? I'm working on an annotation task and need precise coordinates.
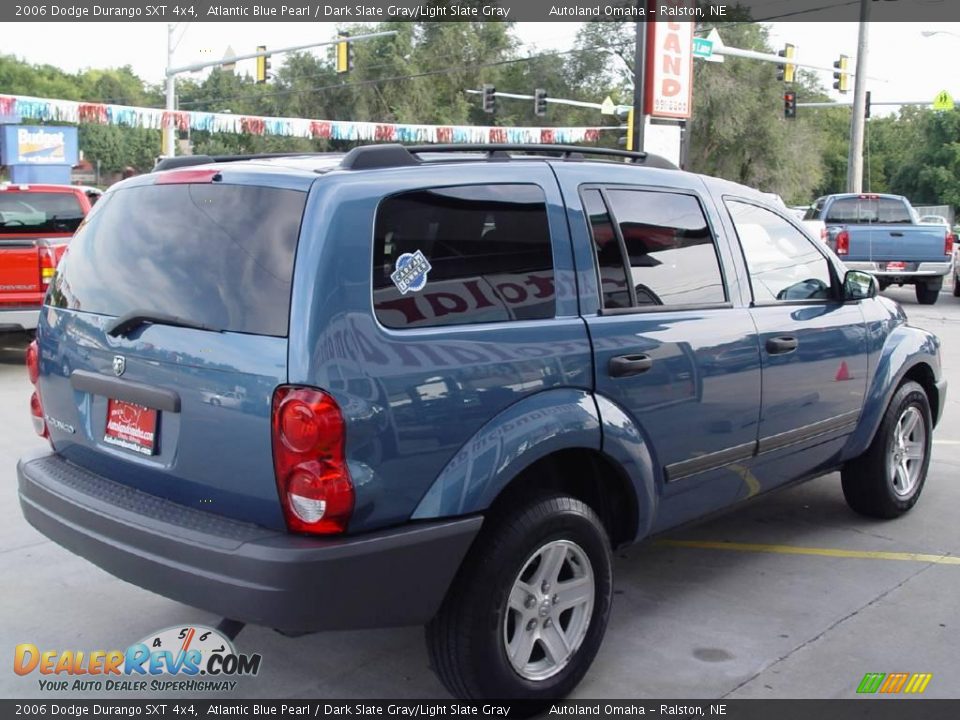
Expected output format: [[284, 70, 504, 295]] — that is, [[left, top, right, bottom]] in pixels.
[[38, 246, 56, 286], [946, 233, 954, 256], [26, 340, 40, 385], [30, 391, 48, 439], [26, 340, 48, 439], [835, 230, 850, 256], [271, 386, 354, 534]]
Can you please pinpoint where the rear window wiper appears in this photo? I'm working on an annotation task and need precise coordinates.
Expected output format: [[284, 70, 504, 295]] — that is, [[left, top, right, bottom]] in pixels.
[[106, 310, 221, 338]]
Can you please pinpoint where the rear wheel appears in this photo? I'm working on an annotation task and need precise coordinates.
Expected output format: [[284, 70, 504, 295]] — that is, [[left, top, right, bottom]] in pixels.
[[841, 380, 932, 518], [952, 273, 960, 297], [915, 281, 941, 305], [426, 494, 612, 700]]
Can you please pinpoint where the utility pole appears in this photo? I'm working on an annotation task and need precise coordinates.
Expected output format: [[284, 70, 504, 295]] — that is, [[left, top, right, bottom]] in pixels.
[[847, 0, 871, 193], [632, 16, 647, 153], [164, 24, 176, 159]]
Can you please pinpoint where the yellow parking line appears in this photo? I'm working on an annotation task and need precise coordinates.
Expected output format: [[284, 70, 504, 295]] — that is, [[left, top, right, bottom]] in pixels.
[[657, 540, 960, 565]]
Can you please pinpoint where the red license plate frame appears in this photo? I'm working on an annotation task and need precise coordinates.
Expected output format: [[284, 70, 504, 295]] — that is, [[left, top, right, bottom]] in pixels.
[[104, 398, 158, 456]]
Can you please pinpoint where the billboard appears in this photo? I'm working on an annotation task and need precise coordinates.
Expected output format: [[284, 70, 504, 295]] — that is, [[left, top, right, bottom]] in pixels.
[[645, 5, 695, 120], [0, 125, 78, 166]]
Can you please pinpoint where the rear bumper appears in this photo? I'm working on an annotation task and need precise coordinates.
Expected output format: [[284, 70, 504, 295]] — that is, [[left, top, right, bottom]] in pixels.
[[844, 261, 952, 280], [17, 450, 482, 633], [0, 307, 39, 331]]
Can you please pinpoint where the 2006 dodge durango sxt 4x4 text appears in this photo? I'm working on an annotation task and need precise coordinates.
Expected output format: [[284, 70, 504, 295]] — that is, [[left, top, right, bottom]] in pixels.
[[17, 144, 947, 701]]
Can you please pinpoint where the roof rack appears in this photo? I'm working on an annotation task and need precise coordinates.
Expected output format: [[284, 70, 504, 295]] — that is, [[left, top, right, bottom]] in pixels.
[[151, 152, 329, 173], [339, 143, 679, 171]]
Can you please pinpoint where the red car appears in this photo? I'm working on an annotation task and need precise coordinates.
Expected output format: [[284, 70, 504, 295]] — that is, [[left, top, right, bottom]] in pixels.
[[0, 183, 93, 332]]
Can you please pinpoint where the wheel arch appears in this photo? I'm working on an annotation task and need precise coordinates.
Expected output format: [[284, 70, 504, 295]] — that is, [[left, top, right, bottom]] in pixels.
[[411, 388, 656, 546]]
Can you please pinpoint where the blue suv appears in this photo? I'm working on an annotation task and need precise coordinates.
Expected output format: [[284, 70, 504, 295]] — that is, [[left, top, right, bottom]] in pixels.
[[18, 144, 947, 700]]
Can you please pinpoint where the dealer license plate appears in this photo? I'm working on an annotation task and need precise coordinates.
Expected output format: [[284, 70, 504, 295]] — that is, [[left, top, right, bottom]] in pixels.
[[104, 399, 158, 456], [886, 261, 906, 271]]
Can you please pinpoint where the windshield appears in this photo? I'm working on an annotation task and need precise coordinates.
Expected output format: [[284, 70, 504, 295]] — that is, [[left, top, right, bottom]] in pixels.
[[824, 197, 913, 224], [0, 191, 85, 234]]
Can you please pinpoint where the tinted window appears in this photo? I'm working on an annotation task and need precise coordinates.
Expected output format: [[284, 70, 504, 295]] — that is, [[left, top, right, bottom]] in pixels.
[[373, 185, 554, 329], [49, 184, 306, 337], [802, 198, 824, 221], [824, 196, 912, 224], [604, 190, 725, 307], [0, 191, 85, 234], [727, 200, 833, 302], [582, 189, 630, 309]]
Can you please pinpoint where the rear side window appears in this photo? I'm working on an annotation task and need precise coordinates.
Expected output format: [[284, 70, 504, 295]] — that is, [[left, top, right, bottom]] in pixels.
[[373, 184, 555, 329], [824, 197, 912, 224], [49, 184, 306, 337], [582, 189, 630, 309], [603, 189, 726, 307], [0, 191, 85, 234]]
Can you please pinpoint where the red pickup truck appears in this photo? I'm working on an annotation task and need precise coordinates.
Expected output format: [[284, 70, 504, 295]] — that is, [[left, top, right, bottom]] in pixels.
[[0, 183, 92, 332]]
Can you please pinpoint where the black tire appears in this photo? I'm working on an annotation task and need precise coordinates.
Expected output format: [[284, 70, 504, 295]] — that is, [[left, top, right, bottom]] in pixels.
[[841, 380, 932, 518], [426, 494, 613, 701], [915, 282, 940, 305], [952, 275, 960, 297]]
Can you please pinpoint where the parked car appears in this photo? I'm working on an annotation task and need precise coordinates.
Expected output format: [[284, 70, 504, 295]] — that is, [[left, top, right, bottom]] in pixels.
[[807, 193, 953, 304], [0, 183, 92, 333], [919, 214, 950, 229], [800, 201, 828, 243], [18, 145, 946, 701]]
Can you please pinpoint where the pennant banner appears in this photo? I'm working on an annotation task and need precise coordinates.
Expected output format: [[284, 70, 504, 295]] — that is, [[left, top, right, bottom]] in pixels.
[[0, 94, 613, 145]]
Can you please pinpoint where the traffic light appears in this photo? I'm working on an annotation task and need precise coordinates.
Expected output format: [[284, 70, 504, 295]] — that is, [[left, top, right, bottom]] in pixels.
[[615, 107, 634, 151], [776, 44, 796, 83], [336, 34, 352, 74], [865, 90, 872, 119], [784, 91, 797, 119], [833, 55, 850, 93], [534, 88, 548, 117], [255, 45, 271, 84], [482, 84, 496, 114]]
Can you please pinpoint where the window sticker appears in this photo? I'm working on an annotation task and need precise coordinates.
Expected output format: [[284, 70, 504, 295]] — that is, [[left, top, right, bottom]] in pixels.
[[390, 249, 432, 295]]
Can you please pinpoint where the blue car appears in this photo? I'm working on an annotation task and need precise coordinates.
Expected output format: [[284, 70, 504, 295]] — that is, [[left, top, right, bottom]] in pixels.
[[18, 144, 946, 700]]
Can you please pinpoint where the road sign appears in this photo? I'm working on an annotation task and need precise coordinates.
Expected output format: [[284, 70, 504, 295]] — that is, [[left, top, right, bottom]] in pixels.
[[933, 90, 954, 112], [693, 38, 714, 59], [600, 96, 617, 115], [222, 46, 237, 72]]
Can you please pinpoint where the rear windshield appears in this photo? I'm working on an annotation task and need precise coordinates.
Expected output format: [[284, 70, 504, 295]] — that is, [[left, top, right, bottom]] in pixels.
[[0, 191, 85, 234], [48, 183, 306, 337], [824, 197, 913, 224]]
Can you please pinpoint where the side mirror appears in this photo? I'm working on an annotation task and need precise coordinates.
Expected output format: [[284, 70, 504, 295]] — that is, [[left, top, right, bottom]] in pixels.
[[843, 270, 877, 301]]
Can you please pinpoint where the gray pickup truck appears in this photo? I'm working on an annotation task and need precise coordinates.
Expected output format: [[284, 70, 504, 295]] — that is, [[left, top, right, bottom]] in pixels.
[[805, 193, 953, 304]]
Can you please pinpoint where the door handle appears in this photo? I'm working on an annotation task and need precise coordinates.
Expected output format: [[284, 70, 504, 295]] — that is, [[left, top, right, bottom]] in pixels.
[[890, 231, 904, 237], [766, 336, 799, 355], [609, 354, 653, 378]]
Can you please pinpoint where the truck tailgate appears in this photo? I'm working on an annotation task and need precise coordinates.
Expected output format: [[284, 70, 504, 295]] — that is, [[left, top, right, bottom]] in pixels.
[[868, 224, 947, 262], [0, 242, 42, 295]]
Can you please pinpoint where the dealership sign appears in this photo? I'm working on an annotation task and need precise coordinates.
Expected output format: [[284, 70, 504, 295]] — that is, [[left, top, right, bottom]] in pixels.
[[645, 4, 695, 120]]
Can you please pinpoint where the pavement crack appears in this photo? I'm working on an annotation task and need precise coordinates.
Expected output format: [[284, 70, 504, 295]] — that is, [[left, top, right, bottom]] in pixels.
[[720, 560, 938, 698]]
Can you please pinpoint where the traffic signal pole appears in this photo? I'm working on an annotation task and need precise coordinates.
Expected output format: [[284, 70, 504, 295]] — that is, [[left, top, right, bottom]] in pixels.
[[847, 0, 871, 193], [161, 29, 397, 157]]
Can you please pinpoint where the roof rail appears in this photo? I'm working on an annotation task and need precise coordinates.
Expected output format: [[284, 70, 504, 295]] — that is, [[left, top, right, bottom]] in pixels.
[[151, 152, 331, 173], [338, 143, 679, 171]]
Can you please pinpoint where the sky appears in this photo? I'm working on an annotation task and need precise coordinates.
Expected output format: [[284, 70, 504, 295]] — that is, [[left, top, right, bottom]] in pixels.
[[2, 21, 959, 116]]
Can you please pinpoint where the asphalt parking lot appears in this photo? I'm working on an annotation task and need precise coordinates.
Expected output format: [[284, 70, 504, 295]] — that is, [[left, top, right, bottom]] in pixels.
[[2, 284, 958, 701]]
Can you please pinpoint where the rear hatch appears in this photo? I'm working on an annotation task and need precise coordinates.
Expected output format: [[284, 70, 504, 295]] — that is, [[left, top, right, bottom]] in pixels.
[[1, 188, 81, 307], [36, 174, 309, 530]]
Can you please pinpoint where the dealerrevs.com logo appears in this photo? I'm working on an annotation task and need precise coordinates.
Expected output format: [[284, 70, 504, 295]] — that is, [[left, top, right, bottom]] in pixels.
[[14, 625, 262, 692]]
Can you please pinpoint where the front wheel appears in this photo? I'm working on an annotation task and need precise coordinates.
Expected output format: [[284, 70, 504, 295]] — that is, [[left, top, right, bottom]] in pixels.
[[915, 281, 941, 305], [841, 380, 932, 518], [426, 494, 612, 700]]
